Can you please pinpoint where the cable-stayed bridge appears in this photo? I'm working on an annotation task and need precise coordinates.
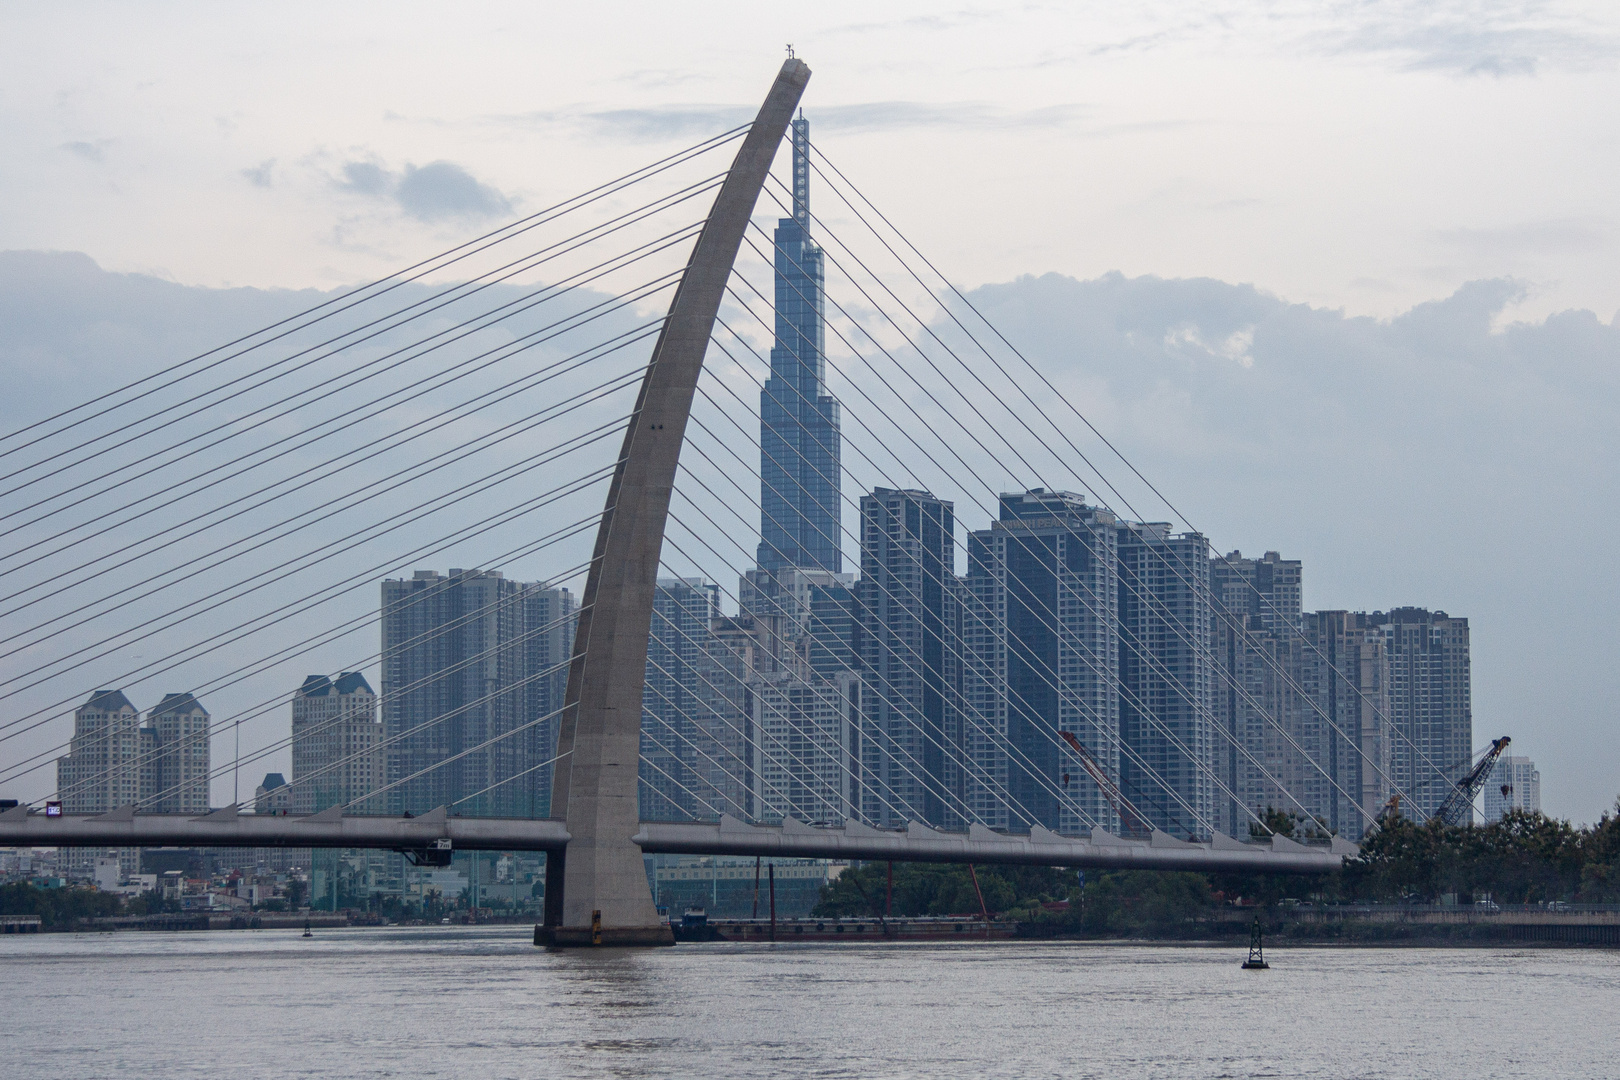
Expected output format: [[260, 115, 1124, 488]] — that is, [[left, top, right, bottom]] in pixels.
[[0, 59, 1461, 945]]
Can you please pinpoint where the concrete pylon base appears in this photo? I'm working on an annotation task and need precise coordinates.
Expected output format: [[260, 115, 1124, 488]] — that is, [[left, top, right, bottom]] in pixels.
[[534, 924, 676, 947]]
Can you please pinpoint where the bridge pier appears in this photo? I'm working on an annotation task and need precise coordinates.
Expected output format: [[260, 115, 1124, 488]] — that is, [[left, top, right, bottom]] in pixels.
[[538, 57, 811, 947]]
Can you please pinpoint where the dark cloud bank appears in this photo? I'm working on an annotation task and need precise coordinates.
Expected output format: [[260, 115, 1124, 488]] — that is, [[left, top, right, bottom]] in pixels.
[[0, 252, 1614, 819]]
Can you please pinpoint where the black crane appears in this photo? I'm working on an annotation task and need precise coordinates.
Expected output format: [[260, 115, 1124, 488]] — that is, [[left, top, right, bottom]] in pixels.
[[1434, 736, 1511, 826]]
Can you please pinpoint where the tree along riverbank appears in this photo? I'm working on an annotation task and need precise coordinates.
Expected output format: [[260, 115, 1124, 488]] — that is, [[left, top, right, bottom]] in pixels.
[[811, 804, 1620, 944]]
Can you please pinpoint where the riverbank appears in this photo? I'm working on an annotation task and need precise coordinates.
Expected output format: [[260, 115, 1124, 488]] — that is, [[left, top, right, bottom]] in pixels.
[[1019, 904, 1620, 947]]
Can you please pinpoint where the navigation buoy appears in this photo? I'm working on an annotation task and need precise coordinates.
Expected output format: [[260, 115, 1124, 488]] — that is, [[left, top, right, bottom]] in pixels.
[[303, 918, 313, 938], [1241, 915, 1268, 969]]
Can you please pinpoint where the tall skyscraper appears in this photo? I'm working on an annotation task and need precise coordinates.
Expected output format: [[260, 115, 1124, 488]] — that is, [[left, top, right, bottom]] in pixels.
[[965, 491, 1121, 835], [757, 112, 841, 575], [381, 570, 574, 818], [857, 488, 959, 828], [1375, 608, 1472, 822], [710, 111, 855, 828], [1116, 521, 1214, 838], [1484, 755, 1540, 822]]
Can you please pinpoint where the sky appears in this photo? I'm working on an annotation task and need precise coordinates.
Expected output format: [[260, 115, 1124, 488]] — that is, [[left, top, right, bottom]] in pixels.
[[1, 1, 1616, 822]]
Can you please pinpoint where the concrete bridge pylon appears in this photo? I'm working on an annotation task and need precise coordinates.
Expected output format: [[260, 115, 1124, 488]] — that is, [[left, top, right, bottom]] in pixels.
[[537, 58, 812, 946]]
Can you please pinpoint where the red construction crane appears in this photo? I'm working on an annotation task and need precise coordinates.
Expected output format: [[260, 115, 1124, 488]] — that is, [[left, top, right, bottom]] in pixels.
[[1058, 729, 1150, 836]]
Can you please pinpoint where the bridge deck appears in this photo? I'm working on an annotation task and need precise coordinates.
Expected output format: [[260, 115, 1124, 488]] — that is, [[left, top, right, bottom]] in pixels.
[[0, 806, 1351, 873]]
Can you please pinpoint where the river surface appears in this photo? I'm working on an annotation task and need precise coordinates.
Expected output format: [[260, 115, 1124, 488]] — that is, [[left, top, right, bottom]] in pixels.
[[3, 926, 1615, 1078]]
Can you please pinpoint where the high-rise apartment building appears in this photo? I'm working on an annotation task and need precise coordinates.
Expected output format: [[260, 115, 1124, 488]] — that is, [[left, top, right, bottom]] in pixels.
[[381, 570, 574, 818], [57, 690, 145, 816], [290, 673, 383, 815], [1376, 608, 1472, 822], [739, 567, 860, 824], [857, 488, 959, 828], [965, 491, 1121, 835], [641, 578, 763, 823], [1211, 550, 1306, 839], [56, 690, 146, 878], [1300, 612, 1391, 840], [147, 692, 210, 815], [1212, 550, 1302, 635], [1116, 522, 1214, 838], [1210, 550, 1397, 841], [1484, 755, 1540, 822], [757, 112, 841, 576], [56, 689, 212, 876], [642, 577, 722, 820]]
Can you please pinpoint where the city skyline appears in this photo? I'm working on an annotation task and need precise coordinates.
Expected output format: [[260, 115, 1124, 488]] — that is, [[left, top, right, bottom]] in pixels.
[[5, 19, 1618, 1080], [0, 20, 1612, 825]]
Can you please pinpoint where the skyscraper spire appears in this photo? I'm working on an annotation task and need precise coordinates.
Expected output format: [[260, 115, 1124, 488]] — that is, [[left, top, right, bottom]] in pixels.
[[792, 110, 810, 232]]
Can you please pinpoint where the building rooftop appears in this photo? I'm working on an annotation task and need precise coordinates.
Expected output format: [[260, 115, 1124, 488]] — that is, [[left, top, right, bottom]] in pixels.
[[333, 671, 373, 696], [150, 692, 207, 717], [81, 689, 135, 713]]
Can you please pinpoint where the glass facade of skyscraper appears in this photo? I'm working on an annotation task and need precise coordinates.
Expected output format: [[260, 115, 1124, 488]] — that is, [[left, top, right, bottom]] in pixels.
[[758, 114, 841, 575]]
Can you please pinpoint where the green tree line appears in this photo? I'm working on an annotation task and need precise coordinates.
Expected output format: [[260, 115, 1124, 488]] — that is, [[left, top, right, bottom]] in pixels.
[[0, 881, 124, 927], [809, 800, 1620, 937]]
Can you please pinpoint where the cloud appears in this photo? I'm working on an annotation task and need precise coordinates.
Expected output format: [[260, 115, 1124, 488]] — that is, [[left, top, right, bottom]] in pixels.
[[332, 158, 514, 221], [823, 9, 1000, 38], [0, 249, 640, 809], [1164, 322, 1255, 367], [241, 159, 275, 188], [338, 160, 393, 196], [60, 140, 109, 162], [977, 3, 1620, 78], [811, 101, 1086, 134], [1434, 217, 1612, 255], [1311, 4, 1620, 77], [495, 105, 754, 141], [488, 100, 1087, 142], [395, 162, 512, 221]]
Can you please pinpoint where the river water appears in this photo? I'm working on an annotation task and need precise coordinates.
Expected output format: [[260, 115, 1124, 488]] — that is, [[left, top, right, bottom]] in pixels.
[[3, 926, 1615, 1078]]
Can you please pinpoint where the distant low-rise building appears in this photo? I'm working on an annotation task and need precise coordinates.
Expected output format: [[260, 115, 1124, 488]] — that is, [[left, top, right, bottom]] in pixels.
[[1484, 755, 1540, 822], [647, 855, 843, 919], [254, 773, 292, 815]]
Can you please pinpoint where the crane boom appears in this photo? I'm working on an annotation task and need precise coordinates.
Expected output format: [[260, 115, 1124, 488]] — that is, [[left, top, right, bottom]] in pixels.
[[1434, 736, 1511, 826], [1057, 730, 1149, 836]]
